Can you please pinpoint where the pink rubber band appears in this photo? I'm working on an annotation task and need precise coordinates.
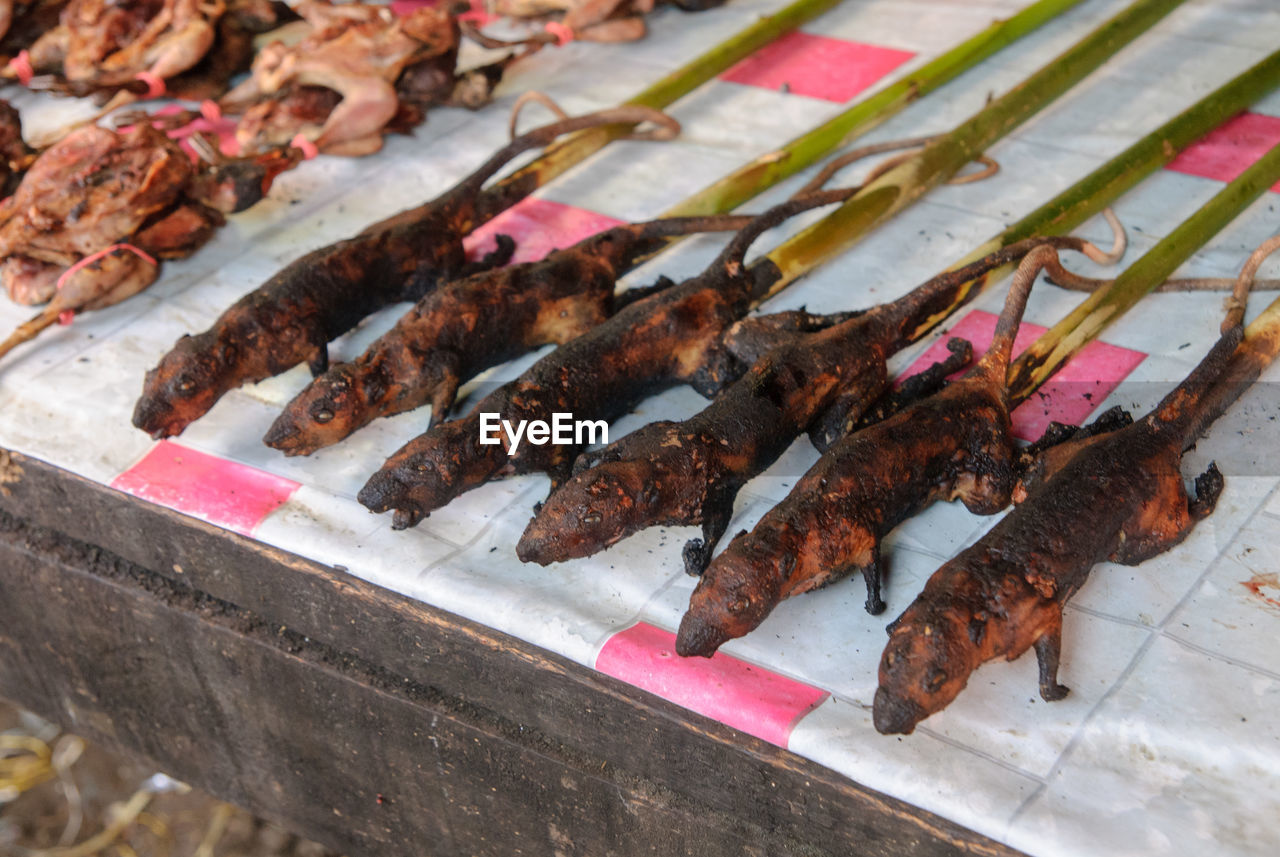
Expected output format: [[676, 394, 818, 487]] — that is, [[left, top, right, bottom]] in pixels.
[[544, 21, 574, 46], [58, 310, 75, 326], [200, 99, 222, 121], [56, 243, 158, 294], [291, 133, 319, 160], [7, 50, 33, 86], [135, 70, 166, 99]]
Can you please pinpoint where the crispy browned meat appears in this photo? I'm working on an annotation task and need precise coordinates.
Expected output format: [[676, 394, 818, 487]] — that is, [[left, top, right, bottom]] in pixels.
[[28, 0, 224, 87], [163, 0, 291, 101], [872, 236, 1280, 735], [131, 105, 678, 439], [518, 225, 1123, 577], [265, 212, 755, 456], [0, 0, 67, 61], [0, 120, 300, 362], [0, 124, 193, 306], [357, 188, 861, 530], [673, 245, 1123, 659], [221, 1, 462, 156]]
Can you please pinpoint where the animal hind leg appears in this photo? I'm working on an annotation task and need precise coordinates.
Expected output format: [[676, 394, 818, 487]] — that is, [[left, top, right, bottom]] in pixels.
[[851, 338, 973, 432], [858, 543, 887, 616], [1111, 465, 1222, 565], [1189, 461, 1224, 522]]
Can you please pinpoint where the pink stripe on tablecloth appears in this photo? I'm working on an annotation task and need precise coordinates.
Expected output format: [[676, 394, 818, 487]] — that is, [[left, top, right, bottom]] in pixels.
[[595, 622, 827, 747], [1166, 112, 1280, 192], [720, 32, 914, 103], [899, 310, 1146, 441], [464, 198, 627, 266], [111, 441, 299, 537]]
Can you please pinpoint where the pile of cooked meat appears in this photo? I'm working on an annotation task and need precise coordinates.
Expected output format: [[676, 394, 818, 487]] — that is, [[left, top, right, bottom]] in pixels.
[[1, 0, 1274, 741]]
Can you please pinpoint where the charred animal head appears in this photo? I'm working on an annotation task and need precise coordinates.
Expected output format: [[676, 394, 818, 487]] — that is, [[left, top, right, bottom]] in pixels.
[[675, 531, 787, 658], [133, 331, 238, 438], [357, 416, 495, 529], [874, 602, 975, 735], [517, 453, 672, 565], [265, 360, 388, 455]]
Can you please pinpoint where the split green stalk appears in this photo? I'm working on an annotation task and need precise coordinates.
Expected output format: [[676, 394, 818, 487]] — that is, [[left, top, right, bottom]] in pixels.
[[659, 0, 1089, 219], [1007, 141, 1280, 401], [897, 47, 1280, 346], [479, 0, 843, 215], [759, 0, 1186, 293]]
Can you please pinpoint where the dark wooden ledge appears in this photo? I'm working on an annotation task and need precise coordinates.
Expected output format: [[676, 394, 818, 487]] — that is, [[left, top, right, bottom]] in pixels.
[[0, 448, 1022, 857]]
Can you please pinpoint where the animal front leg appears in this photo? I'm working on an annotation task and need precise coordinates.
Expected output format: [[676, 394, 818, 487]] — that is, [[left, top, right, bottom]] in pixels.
[[304, 324, 330, 376], [427, 351, 462, 428], [683, 493, 735, 577], [858, 542, 887, 615], [1033, 617, 1070, 702]]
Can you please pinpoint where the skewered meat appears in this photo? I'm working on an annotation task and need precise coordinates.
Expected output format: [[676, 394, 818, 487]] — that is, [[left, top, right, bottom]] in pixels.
[[132, 104, 679, 439], [872, 236, 1279, 735], [673, 242, 1122, 659], [517, 217, 1123, 577], [12, 0, 280, 100], [0, 120, 298, 361], [357, 187, 863, 530], [27, 0, 225, 89], [221, 0, 474, 156], [492, 0, 727, 43], [264, 212, 756, 456]]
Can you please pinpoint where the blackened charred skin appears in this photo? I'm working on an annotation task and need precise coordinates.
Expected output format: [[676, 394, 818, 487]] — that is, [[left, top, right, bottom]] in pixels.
[[674, 244, 1113, 657], [133, 207, 469, 438], [361, 268, 745, 522], [266, 214, 753, 456], [873, 325, 1246, 735], [359, 189, 862, 525], [521, 237, 1101, 575], [135, 106, 677, 438]]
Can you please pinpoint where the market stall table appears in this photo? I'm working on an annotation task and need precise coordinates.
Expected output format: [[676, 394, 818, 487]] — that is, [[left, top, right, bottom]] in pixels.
[[2, 1, 1279, 855]]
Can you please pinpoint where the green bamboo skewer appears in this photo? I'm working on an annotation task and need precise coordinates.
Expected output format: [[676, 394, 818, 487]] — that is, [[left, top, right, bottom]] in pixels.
[[896, 47, 1280, 345], [1006, 141, 1280, 401], [659, 0, 1089, 220], [761, 0, 1185, 293], [477, 0, 844, 217]]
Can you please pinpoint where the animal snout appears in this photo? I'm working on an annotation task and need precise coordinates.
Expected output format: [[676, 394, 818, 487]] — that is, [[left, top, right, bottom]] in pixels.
[[872, 686, 925, 735]]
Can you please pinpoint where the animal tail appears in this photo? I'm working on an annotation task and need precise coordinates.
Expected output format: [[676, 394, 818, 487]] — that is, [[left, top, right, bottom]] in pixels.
[[631, 213, 760, 239], [713, 187, 860, 276], [976, 210, 1127, 378], [1157, 233, 1280, 444], [460, 95, 680, 207], [882, 209, 1126, 352]]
